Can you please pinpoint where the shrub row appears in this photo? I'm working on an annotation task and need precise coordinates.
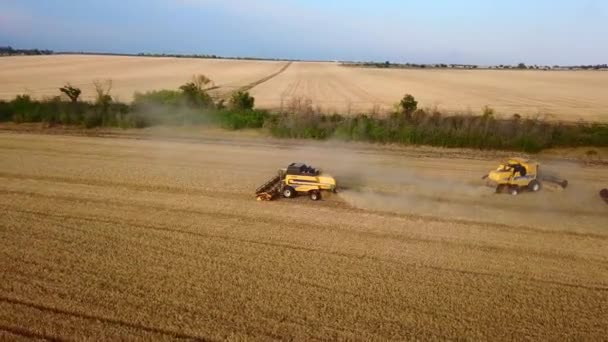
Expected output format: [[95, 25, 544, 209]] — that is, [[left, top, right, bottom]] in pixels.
[[0, 90, 606, 152], [265, 110, 608, 152], [0, 90, 268, 130]]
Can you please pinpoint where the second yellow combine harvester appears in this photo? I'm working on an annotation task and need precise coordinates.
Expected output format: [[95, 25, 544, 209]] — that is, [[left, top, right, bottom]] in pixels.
[[483, 157, 568, 195], [256, 163, 337, 201]]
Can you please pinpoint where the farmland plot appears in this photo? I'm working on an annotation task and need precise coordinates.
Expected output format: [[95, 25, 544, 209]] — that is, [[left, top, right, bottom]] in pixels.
[[0, 131, 606, 340], [1, 56, 607, 121]]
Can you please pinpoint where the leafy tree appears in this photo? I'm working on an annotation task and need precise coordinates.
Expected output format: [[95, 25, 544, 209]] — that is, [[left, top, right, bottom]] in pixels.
[[59, 83, 82, 103], [229, 91, 255, 110], [179, 83, 213, 108], [517, 62, 527, 69], [179, 74, 214, 108], [399, 94, 418, 120]]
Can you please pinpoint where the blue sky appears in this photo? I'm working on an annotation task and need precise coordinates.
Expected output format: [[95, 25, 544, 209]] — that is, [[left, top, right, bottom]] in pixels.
[[1, 0, 606, 64]]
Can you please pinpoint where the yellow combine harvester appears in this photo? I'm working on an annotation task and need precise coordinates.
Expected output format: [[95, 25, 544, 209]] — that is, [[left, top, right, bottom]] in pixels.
[[483, 157, 568, 195], [256, 163, 337, 201]]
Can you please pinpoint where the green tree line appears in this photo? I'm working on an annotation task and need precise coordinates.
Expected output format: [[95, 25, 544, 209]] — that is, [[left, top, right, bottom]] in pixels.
[[0, 79, 606, 152]]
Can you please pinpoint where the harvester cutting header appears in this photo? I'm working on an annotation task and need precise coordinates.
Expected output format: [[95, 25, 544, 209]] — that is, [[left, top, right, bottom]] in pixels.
[[256, 163, 337, 201]]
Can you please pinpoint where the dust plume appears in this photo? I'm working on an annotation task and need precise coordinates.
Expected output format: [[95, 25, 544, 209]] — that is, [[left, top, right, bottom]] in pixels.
[[282, 142, 607, 233]]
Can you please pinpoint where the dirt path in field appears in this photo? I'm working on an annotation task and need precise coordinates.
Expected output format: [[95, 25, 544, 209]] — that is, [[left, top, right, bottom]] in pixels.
[[0, 131, 606, 340], [237, 62, 292, 93], [215, 61, 293, 100]]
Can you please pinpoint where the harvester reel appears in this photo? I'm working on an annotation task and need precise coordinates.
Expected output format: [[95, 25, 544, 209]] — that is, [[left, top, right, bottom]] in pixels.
[[256, 193, 274, 201]]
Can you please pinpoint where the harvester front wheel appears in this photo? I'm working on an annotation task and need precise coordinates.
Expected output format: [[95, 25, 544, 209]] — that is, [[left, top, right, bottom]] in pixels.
[[282, 186, 296, 198], [528, 180, 541, 192], [496, 185, 506, 194], [309, 190, 321, 201], [509, 186, 520, 196]]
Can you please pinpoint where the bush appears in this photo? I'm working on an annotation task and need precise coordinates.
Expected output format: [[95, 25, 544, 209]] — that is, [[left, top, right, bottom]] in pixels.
[[134, 90, 185, 107], [12, 95, 39, 123], [0, 100, 12, 122], [179, 83, 213, 108], [3, 85, 606, 152], [264, 103, 608, 152], [400, 94, 418, 119], [229, 91, 255, 110], [482, 105, 495, 118], [179, 74, 215, 108], [83, 110, 103, 128], [217, 109, 268, 130]]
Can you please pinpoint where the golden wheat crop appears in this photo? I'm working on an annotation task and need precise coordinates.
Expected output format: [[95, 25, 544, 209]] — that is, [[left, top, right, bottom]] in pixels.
[[0, 131, 606, 340], [1, 55, 607, 121]]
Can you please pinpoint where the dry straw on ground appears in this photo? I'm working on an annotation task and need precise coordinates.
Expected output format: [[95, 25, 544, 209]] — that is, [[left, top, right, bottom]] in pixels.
[[0, 131, 606, 340]]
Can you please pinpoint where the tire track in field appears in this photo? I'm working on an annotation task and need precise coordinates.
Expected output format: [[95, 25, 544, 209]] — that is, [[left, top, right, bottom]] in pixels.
[[0, 296, 209, 341], [1, 175, 607, 242], [4, 214, 604, 339], [3, 188, 608, 264], [2, 219, 458, 340], [332, 70, 383, 107], [0, 324, 67, 341], [221, 62, 292, 99], [0, 172, 245, 200], [4, 205, 607, 292], [0, 242, 288, 341]]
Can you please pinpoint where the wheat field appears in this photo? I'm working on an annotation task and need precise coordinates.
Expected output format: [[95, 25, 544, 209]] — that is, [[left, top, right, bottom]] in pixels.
[[1, 55, 607, 121], [1, 130, 606, 340], [0, 55, 285, 103]]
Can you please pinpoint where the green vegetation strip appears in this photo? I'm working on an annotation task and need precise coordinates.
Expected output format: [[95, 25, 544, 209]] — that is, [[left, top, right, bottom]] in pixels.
[[0, 80, 606, 153]]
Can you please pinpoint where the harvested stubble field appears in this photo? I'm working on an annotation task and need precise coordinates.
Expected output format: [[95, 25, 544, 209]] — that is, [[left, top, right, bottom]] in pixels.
[[0, 130, 607, 340], [1, 55, 608, 121], [0, 55, 286, 103]]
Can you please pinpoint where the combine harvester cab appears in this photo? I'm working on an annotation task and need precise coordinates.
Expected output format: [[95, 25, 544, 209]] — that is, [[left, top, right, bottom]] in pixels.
[[483, 158, 567, 195], [256, 163, 337, 201]]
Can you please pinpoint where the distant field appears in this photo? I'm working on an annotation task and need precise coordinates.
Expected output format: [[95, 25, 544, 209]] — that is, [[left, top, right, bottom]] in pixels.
[[252, 62, 608, 121], [0, 55, 285, 102], [1, 55, 607, 121]]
